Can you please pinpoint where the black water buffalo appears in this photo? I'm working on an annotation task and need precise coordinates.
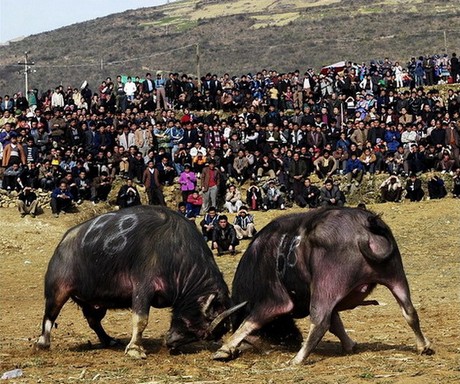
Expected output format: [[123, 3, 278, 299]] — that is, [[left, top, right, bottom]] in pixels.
[[36, 205, 237, 358], [213, 207, 434, 364]]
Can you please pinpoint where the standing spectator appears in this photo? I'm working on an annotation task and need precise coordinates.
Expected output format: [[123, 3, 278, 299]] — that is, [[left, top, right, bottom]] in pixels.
[[17, 186, 39, 218], [288, 152, 308, 197], [233, 206, 257, 240], [123, 77, 137, 102], [143, 160, 165, 206], [224, 184, 243, 213], [212, 215, 239, 256], [405, 173, 424, 202], [50, 181, 74, 217], [200, 159, 221, 213], [320, 179, 345, 207], [116, 178, 141, 208], [380, 175, 403, 202], [450, 53, 459, 83], [200, 206, 220, 242], [452, 168, 460, 198], [2, 134, 26, 166]]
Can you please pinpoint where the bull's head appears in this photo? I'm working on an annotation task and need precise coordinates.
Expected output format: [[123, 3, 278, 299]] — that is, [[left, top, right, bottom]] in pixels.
[[166, 293, 246, 350]]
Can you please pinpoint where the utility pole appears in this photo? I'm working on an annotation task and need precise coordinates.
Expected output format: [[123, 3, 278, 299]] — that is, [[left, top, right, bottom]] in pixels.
[[16, 51, 35, 96], [443, 30, 448, 54], [196, 43, 201, 89]]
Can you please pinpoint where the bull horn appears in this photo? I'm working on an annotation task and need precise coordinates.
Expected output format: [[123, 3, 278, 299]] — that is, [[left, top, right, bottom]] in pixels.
[[207, 301, 248, 334]]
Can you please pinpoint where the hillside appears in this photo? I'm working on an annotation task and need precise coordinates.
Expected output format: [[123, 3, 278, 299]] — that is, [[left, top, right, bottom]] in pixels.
[[0, 0, 459, 95]]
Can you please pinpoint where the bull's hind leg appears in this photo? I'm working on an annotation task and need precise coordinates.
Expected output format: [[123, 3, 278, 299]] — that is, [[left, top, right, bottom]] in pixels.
[[329, 311, 357, 354], [36, 288, 71, 349], [81, 306, 117, 347], [390, 282, 434, 355]]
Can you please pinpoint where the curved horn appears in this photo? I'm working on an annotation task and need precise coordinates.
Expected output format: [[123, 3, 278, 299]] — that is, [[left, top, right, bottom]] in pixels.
[[207, 301, 248, 335]]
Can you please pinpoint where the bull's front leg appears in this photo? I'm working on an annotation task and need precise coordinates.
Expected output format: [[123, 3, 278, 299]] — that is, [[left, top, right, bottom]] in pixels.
[[125, 311, 149, 359], [213, 319, 261, 360]]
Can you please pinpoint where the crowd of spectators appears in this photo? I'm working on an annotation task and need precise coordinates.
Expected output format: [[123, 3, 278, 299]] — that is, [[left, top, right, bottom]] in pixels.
[[1, 54, 460, 221]]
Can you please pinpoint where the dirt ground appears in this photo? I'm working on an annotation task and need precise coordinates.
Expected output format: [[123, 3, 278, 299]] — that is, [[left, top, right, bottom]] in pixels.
[[0, 198, 459, 384]]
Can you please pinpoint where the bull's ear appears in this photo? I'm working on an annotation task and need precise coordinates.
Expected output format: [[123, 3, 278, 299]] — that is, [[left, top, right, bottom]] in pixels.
[[200, 294, 216, 317]]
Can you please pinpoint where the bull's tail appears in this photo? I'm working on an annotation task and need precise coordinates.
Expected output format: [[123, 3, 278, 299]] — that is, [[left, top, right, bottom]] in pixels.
[[359, 214, 396, 263]]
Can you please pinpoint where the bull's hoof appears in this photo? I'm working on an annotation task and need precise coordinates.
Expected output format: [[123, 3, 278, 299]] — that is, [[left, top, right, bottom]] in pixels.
[[342, 341, 358, 354], [212, 346, 238, 361], [125, 344, 147, 359], [35, 337, 50, 350], [420, 346, 435, 356]]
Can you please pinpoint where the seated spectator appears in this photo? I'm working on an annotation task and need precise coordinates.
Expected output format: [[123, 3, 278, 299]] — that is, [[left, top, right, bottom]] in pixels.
[[438, 151, 455, 174], [380, 175, 403, 202], [344, 152, 364, 187], [177, 201, 195, 221], [38, 160, 56, 191], [17, 186, 39, 218], [2, 163, 22, 191], [51, 181, 74, 217], [405, 173, 424, 202], [91, 171, 112, 203], [157, 155, 176, 186], [256, 154, 277, 180], [233, 206, 257, 240], [452, 168, 460, 198], [313, 150, 337, 179], [186, 190, 203, 218], [232, 149, 249, 184], [246, 182, 263, 210], [262, 180, 285, 211], [427, 175, 447, 199], [74, 170, 91, 203], [116, 178, 141, 208], [320, 179, 345, 207], [295, 178, 320, 208], [359, 147, 377, 174], [212, 215, 239, 256], [224, 184, 243, 213], [200, 206, 220, 242]]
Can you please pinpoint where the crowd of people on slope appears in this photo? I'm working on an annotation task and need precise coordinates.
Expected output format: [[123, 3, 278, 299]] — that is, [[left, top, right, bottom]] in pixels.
[[1, 55, 460, 236]]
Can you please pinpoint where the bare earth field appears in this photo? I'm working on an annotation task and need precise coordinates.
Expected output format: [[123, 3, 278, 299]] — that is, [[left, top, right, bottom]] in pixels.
[[0, 199, 459, 383]]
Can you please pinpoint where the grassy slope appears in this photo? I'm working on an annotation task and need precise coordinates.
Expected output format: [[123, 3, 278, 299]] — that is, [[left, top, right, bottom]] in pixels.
[[0, 0, 459, 94]]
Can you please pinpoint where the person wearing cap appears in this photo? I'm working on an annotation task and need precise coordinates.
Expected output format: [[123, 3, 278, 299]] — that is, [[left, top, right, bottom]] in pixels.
[[17, 186, 39, 218], [233, 206, 256, 240]]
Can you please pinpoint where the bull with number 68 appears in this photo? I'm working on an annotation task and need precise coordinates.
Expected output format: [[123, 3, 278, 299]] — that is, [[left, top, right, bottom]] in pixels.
[[213, 207, 434, 364], [36, 206, 241, 358]]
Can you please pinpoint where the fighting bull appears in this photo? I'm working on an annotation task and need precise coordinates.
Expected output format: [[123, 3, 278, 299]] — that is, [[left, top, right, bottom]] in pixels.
[[214, 207, 434, 364], [36, 205, 240, 358]]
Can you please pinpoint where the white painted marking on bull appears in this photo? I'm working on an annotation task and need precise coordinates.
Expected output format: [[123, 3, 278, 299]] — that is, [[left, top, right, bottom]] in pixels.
[[103, 214, 138, 253], [81, 213, 138, 253], [287, 235, 301, 268]]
